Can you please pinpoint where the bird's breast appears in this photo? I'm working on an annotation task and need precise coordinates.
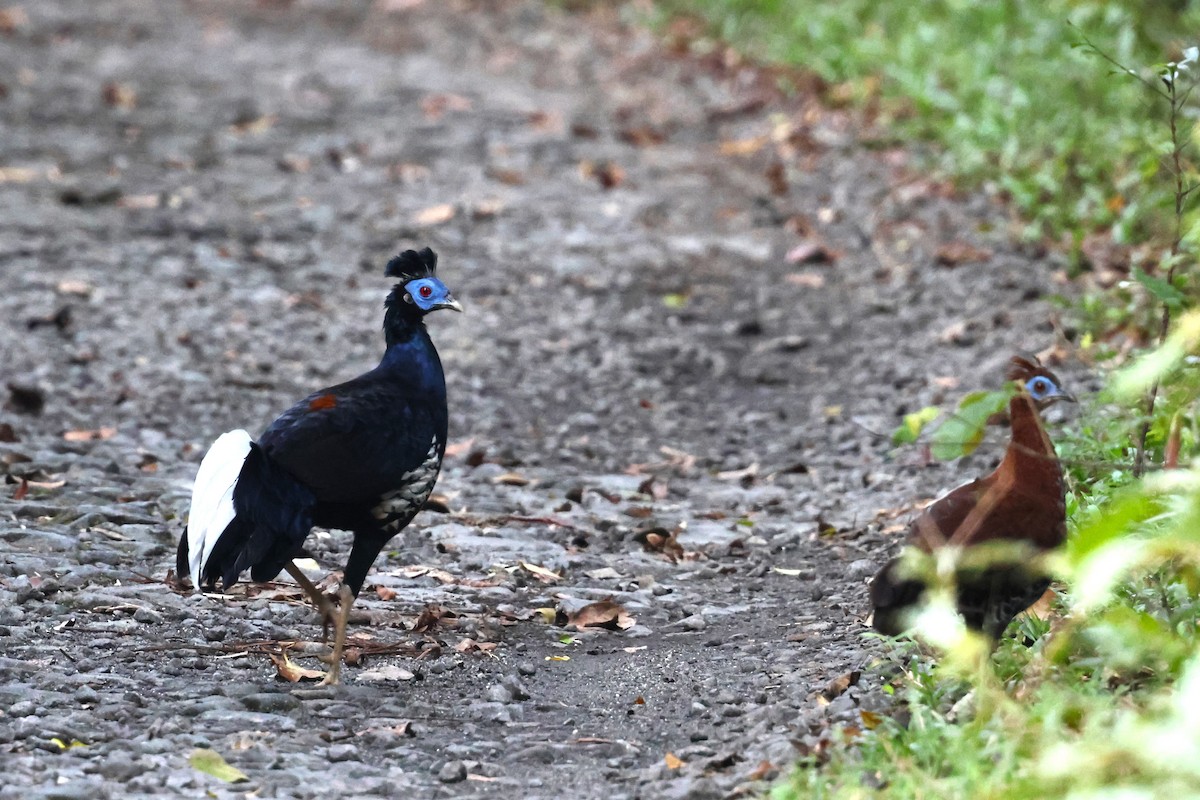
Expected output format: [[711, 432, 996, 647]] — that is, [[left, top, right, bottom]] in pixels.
[[370, 436, 442, 533]]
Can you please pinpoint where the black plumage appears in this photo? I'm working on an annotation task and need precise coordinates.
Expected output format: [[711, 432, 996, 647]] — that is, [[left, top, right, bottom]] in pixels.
[[177, 247, 461, 683]]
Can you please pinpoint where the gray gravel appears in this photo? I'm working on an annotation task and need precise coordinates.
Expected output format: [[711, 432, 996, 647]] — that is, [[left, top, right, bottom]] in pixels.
[[0, 1, 1085, 797]]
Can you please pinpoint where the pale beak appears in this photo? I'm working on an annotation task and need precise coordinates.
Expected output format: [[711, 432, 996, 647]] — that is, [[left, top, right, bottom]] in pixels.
[[437, 295, 464, 313]]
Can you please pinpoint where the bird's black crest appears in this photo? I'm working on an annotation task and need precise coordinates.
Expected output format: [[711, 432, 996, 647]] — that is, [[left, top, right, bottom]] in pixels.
[[385, 248, 438, 283]]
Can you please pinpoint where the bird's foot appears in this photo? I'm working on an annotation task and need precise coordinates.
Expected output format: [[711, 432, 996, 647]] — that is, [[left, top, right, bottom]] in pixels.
[[318, 585, 355, 686]]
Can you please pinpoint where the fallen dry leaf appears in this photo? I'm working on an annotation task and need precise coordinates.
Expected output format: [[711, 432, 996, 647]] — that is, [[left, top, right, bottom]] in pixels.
[[519, 562, 561, 583], [566, 600, 636, 631], [719, 135, 768, 156], [821, 670, 861, 700], [785, 240, 836, 265], [269, 652, 325, 683], [419, 92, 472, 120], [12, 477, 28, 501], [785, 272, 825, 289], [63, 427, 116, 442], [622, 646, 647, 654], [56, 280, 94, 297], [412, 604, 456, 633], [0, 6, 28, 34], [492, 471, 530, 486], [579, 160, 624, 190], [935, 241, 992, 267], [664, 752, 685, 770], [375, 586, 397, 601], [414, 203, 456, 226], [102, 81, 137, 110]]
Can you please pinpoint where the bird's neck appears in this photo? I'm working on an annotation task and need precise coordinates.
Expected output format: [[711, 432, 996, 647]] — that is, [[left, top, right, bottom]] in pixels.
[[379, 321, 444, 390], [998, 393, 1060, 485]]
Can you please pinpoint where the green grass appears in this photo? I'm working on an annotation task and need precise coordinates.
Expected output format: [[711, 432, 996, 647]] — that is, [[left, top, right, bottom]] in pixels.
[[658, 0, 1200, 246]]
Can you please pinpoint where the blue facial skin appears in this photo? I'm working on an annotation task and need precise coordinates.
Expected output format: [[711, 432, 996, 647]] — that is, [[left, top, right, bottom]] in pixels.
[[404, 278, 461, 313], [1025, 375, 1063, 402]]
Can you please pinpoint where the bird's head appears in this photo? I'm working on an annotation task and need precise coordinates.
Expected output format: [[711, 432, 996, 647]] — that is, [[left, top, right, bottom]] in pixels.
[[384, 247, 463, 316], [1006, 355, 1074, 408]]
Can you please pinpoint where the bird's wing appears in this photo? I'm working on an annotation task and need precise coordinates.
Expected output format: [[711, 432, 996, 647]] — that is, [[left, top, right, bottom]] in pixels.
[[258, 379, 445, 504], [908, 478, 986, 550]]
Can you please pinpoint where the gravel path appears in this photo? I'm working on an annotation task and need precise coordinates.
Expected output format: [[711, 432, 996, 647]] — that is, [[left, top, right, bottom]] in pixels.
[[1, 2, 1077, 797]]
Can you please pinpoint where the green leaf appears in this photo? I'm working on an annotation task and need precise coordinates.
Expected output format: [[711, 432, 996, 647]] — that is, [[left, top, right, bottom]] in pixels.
[[1112, 309, 1200, 398], [1066, 486, 1164, 566], [1132, 266, 1186, 309], [189, 748, 249, 784], [930, 389, 1012, 460], [892, 406, 940, 445], [661, 293, 688, 309]]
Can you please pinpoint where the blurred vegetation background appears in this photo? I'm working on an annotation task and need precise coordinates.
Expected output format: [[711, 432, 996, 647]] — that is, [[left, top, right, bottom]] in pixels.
[[643, 1, 1200, 796]]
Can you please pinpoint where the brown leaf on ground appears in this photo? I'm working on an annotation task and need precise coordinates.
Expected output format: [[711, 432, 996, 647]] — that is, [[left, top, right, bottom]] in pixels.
[[422, 493, 451, 513], [443, 438, 475, 458], [664, 752, 684, 770], [375, 586, 396, 601], [566, 600, 635, 631], [719, 135, 768, 156], [785, 271, 825, 288], [56, 280, 94, 297], [420, 92, 472, 120], [63, 427, 117, 442], [785, 240, 836, 265], [12, 477, 28, 501], [934, 241, 992, 267], [0, 6, 29, 34], [820, 670, 861, 700], [636, 526, 684, 562], [765, 161, 787, 196], [414, 203, 456, 226], [492, 471, 530, 486], [412, 604, 456, 633], [519, 562, 561, 583], [579, 160, 624, 190], [454, 638, 498, 654], [102, 82, 137, 110], [619, 126, 666, 147], [269, 652, 325, 682], [487, 167, 525, 185]]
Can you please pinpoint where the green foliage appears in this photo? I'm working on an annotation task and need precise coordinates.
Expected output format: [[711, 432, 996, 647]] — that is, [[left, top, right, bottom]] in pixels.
[[891, 406, 939, 446], [660, 0, 1200, 243], [929, 389, 1013, 460]]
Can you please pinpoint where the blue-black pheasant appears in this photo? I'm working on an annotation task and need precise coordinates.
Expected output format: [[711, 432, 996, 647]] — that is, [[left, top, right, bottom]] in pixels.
[[177, 247, 461, 684], [870, 356, 1074, 639]]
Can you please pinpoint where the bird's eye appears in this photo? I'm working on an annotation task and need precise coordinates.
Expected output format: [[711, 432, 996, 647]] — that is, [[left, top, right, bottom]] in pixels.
[[1030, 378, 1048, 395], [419, 285, 433, 299]]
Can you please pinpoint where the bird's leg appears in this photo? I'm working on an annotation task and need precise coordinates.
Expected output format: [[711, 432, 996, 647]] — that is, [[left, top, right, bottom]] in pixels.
[[319, 585, 355, 686], [284, 561, 338, 635]]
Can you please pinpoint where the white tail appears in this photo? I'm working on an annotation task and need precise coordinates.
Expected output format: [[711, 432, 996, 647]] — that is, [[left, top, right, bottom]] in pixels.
[[187, 429, 253, 587]]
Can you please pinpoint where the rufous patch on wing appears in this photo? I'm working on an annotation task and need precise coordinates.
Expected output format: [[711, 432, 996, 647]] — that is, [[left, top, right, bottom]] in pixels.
[[308, 393, 338, 411]]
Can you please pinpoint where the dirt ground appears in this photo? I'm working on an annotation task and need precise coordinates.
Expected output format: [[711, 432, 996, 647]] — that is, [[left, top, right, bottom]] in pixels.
[[0, 2, 1081, 797]]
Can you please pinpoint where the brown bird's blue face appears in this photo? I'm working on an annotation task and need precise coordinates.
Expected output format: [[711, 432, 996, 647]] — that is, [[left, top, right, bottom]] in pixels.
[[404, 277, 463, 314], [1024, 373, 1074, 407]]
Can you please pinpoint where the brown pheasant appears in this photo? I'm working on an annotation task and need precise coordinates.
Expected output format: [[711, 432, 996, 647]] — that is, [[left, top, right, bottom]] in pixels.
[[870, 356, 1074, 639]]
